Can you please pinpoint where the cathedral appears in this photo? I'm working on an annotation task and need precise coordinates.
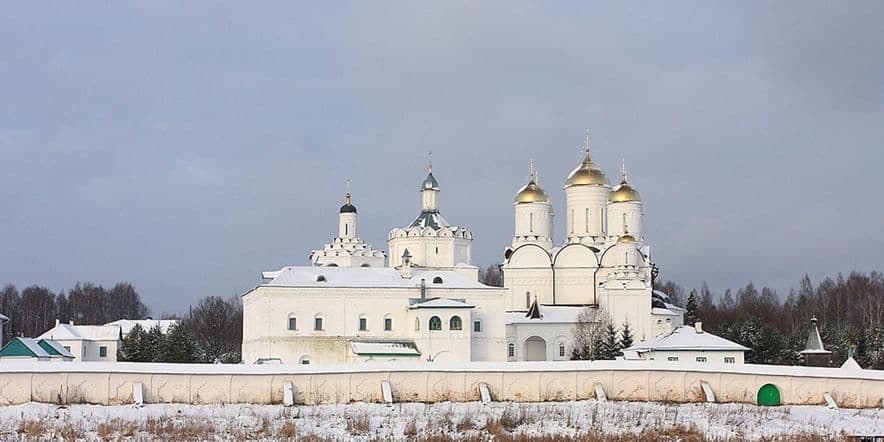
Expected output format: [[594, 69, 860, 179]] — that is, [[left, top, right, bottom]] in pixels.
[[241, 132, 684, 365]]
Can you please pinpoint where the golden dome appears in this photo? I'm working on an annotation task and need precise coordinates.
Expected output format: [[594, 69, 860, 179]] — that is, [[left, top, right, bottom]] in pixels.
[[515, 181, 549, 204], [565, 155, 610, 187], [617, 234, 637, 244], [609, 183, 641, 203]]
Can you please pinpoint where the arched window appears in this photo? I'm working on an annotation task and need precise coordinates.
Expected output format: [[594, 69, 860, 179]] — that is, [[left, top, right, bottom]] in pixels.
[[429, 316, 442, 331], [287, 315, 297, 331], [433, 276, 443, 284], [529, 212, 534, 232], [358, 315, 367, 331], [507, 343, 515, 358], [316, 275, 327, 282], [525, 291, 531, 308], [314, 315, 324, 331], [449, 316, 462, 330], [299, 355, 311, 365], [559, 344, 566, 358], [384, 316, 393, 331]]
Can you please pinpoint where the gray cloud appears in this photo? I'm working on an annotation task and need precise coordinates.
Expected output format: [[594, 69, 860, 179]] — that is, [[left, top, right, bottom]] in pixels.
[[1, 2, 882, 313]]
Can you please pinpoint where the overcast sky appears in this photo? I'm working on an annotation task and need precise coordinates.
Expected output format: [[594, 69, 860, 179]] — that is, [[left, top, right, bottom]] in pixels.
[[2, 2, 882, 315]]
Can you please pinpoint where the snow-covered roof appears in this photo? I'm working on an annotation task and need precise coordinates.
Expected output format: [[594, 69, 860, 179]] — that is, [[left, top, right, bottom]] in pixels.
[[505, 305, 586, 325], [800, 319, 830, 355], [651, 307, 683, 316], [627, 326, 750, 352], [39, 340, 75, 359], [259, 266, 490, 289], [21, 338, 52, 358], [350, 341, 421, 356], [38, 323, 121, 342], [0, 312, 8, 321], [840, 356, 862, 372], [409, 211, 451, 230], [105, 319, 179, 335], [409, 298, 474, 309]]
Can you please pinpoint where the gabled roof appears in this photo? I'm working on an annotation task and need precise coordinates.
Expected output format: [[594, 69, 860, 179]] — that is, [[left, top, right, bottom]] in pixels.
[[38, 323, 121, 341], [38, 340, 75, 359], [409, 298, 474, 309], [626, 326, 750, 352], [0, 337, 52, 358]]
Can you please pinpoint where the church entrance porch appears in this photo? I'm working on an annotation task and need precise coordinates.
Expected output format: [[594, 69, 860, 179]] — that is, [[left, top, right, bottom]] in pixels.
[[524, 336, 547, 361]]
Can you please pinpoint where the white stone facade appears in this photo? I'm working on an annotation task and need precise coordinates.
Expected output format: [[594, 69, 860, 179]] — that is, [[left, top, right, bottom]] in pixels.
[[243, 134, 697, 365]]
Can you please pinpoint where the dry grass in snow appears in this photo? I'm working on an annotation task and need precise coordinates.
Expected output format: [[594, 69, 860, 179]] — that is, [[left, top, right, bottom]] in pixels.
[[0, 400, 880, 441]]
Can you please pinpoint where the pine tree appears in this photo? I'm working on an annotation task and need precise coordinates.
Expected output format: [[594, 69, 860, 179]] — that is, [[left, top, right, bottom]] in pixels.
[[161, 323, 198, 363], [118, 324, 150, 362], [685, 290, 699, 325], [620, 323, 634, 351], [590, 334, 606, 360], [143, 324, 166, 362], [601, 322, 620, 359]]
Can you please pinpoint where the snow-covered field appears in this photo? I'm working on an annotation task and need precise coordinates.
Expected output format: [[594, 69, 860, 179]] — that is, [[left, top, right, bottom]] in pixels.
[[0, 400, 881, 441]]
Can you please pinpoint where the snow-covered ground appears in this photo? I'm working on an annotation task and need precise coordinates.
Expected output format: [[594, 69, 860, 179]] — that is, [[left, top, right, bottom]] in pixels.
[[0, 400, 881, 441]]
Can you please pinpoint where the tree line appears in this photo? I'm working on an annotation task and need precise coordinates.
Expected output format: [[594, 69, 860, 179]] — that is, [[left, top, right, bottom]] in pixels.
[[661, 271, 883, 369], [118, 296, 243, 364], [569, 271, 883, 369], [0, 282, 149, 343]]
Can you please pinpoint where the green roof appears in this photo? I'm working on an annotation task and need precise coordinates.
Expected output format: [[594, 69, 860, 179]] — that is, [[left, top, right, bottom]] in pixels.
[[0, 337, 50, 358]]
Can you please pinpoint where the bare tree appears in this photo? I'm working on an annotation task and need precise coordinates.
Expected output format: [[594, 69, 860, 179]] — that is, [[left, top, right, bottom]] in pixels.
[[182, 296, 243, 363], [479, 264, 503, 287], [570, 307, 612, 360]]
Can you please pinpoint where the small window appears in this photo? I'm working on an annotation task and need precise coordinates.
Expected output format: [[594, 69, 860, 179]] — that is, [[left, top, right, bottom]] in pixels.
[[696, 356, 707, 363], [99, 346, 108, 358], [667, 356, 679, 362], [360, 263, 370, 267], [316, 275, 326, 282], [300, 356, 311, 365], [435, 246, 439, 254], [473, 320, 481, 333], [449, 316, 462, 330], [359, 317, 367, 331], [414, 317, 420, 331], [384, 317, 392, 331], [314, 317, 324, 331], [288, 317, 297, 330], [429, 316, 442, 331], [724, 357, 735, 364], [508, 343, 515, 358], [432, 276, 443, 284], [64, 346, 71, 352], [559, 344, 566, 358]]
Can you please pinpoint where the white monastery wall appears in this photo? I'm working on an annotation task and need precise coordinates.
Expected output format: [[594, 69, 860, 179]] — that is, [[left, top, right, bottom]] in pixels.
[[1, 361, 881, 408]]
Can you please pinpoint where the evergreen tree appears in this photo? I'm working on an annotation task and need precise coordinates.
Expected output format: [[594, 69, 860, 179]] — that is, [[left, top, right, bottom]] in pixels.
[[118, 324, 150, 362], [143, 324, 166, 362], [620, 323, 634, 351], [590, 334, 606, 360], [685, 290, 699, 325], [601, 322, 621, 359], [161, 323, 198, 363]]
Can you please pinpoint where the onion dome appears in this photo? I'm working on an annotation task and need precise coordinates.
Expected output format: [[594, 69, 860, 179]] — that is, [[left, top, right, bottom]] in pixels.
[[565, 130, 609, 187], [515, 160, 549, 204], [339, 192, 357, 213], [609, 160, 641, 203]]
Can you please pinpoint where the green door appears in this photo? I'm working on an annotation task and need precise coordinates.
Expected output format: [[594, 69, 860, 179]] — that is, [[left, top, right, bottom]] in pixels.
[[757, 384, 781, 406]]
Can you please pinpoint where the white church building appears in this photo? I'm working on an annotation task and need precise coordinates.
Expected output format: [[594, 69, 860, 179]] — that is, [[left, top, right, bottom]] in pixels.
[[242, 132, 713, 365]]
